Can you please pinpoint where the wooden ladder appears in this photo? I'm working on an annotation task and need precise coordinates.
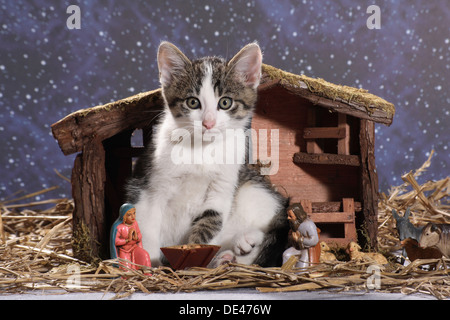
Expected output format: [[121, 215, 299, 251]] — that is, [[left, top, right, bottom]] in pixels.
[[300, 198, 357, 246], [304, 106, 350, 155]]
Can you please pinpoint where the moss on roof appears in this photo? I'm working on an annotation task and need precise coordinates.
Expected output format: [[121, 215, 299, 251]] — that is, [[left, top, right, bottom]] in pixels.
[[55, 64, 395, 131], [262, 64, 395, 119], [71, 88, 162, 118]]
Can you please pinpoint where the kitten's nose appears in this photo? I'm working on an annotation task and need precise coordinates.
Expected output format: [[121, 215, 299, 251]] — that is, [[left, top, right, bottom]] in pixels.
[[202, 113, 216, 130], [202, 120, 216, 130]]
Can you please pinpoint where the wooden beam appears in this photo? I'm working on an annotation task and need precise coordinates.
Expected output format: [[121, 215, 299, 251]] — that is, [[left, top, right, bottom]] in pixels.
[[359, 119, 378, 249], [293, 152, 360, 167], [71, 139, 106, 262], [309, 212, 354, 223], [311, 201, 362, 213], [51, 89, 164, 156], [303, 127, 347, 139]]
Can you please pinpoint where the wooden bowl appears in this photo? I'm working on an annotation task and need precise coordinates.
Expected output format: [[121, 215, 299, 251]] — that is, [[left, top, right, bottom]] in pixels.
[[160, 244, 221, 270]]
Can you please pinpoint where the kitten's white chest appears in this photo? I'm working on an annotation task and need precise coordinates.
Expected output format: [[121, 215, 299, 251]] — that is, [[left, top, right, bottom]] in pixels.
[[165, 172, 211, 216], [151, 155, 238, 243], [159, 172, 211, 242]]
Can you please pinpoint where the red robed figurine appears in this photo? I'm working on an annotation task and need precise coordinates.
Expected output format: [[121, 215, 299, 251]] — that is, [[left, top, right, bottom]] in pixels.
[[110, 203, 151, 270]]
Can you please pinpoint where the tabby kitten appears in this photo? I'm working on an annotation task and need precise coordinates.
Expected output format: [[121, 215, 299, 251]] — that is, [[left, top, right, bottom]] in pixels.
[[126, 41, 289, 267]]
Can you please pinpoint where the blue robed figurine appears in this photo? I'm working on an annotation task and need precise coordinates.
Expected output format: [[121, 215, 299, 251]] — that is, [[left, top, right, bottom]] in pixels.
[[282, 203, 319, 268]]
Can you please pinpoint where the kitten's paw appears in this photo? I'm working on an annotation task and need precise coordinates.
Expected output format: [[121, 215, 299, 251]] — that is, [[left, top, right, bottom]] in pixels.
[[208, 250, 236, 268], [233, 231, 263, 256]]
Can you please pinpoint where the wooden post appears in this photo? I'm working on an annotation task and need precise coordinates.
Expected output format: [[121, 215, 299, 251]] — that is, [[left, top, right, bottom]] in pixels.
[[359, 119, 378, 249], [306, 106, 323, 154], [342, 198, 357, 242], [71, 139, 106, 262], [338, 113, 350, 155]]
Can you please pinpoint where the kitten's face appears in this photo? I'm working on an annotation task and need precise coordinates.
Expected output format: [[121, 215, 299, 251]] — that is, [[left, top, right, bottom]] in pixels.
[[157, 42, 262, 133]]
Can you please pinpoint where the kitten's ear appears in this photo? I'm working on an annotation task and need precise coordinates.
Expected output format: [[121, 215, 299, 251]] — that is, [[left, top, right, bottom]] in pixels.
[[157, 41, 191, 87], [228, 42, 262, 89]]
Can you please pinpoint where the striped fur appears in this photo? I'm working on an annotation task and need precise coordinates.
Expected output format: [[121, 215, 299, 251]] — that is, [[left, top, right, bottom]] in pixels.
[[126, 42, 288, 267]]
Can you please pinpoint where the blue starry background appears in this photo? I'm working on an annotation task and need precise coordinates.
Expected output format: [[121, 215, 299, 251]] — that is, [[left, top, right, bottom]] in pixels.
[[0, 0, 448, 203]]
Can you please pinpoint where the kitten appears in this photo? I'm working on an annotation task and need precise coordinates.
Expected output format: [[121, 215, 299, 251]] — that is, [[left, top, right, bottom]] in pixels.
[[126, 41, 289, 267]]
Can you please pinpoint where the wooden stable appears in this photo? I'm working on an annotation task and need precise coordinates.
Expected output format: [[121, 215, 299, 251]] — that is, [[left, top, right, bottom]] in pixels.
[[251, 65, 394, 249], [52, 64, 395, 262]]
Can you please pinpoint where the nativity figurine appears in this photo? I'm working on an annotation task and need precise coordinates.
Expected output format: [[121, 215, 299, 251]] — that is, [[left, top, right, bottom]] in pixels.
[[282, 203, 319, 268], [110, 203, 152, 270]]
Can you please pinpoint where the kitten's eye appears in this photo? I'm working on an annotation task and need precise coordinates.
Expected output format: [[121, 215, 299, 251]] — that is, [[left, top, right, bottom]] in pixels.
[[186, 97, 201, 109], [218, 97, 233, 110]]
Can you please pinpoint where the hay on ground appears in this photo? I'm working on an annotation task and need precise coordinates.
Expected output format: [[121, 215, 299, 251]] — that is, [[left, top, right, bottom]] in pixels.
[[0, 152, 448, 299]]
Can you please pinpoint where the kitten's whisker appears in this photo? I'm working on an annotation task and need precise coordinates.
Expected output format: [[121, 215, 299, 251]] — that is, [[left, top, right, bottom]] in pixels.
[[169, 123, 195, 144], [147, 110, 166, 124]]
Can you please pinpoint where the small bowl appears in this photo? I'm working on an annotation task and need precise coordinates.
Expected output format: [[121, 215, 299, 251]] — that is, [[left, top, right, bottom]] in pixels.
[[160, 244, 221, 270]]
